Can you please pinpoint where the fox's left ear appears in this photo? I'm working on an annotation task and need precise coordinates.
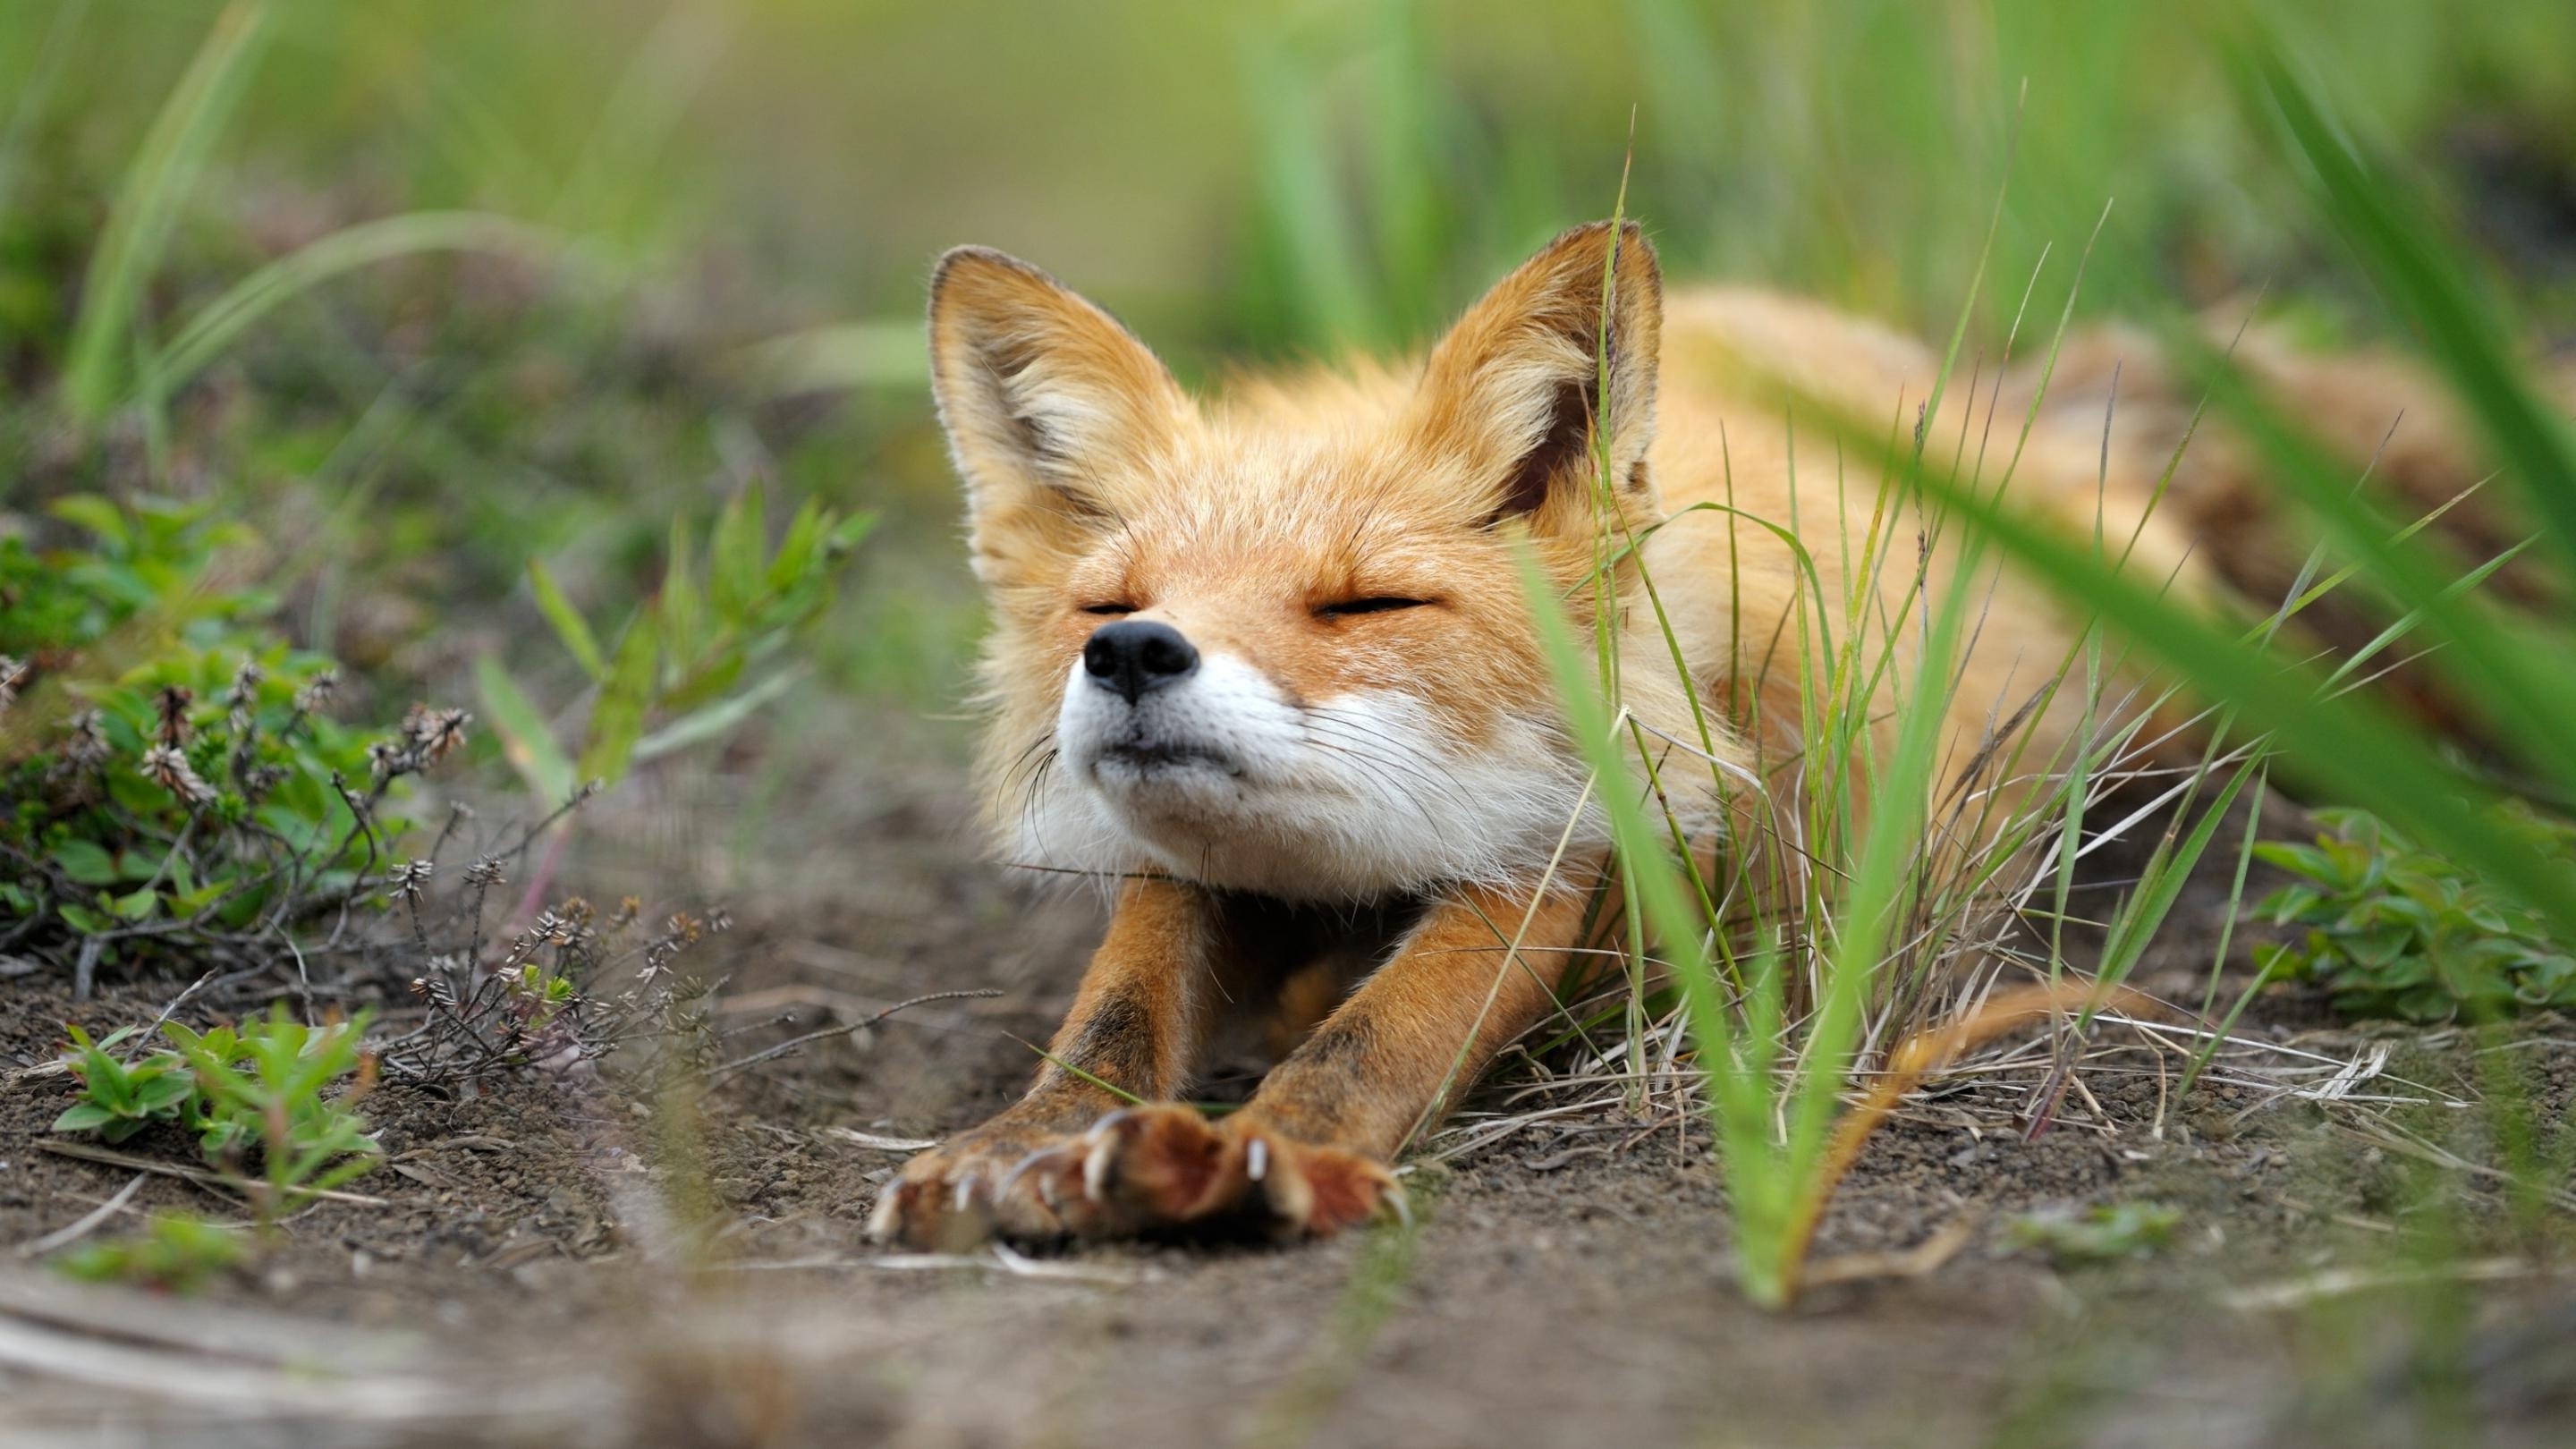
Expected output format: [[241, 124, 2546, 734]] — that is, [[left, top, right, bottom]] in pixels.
[[1411, 220, 1662, 531], [928, 247, 1192, 589]]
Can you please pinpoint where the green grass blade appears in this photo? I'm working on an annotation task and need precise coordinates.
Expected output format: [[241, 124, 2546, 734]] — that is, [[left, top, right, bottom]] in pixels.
[[2171, 334, 2576, 784], [474, 654, 578, 807], [155, 211, 563, 396], [578, 608, 663, 788], [526, 558, 606, 682], [632, 669, 801, 765], [1514, 538, 1792, 1304], [1240, 32, 1377, 352], [2243, 43, 2576, 594], [0, 0, 92, 223], [61, 0, 274, 425], [1899, 447, 2576, 945]]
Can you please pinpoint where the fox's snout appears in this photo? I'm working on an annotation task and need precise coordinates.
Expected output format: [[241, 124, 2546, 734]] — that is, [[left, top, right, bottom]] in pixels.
[[1081, 620, 1199, 705]]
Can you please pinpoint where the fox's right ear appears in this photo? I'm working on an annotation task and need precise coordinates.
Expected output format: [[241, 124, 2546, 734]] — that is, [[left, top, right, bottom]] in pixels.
[[928, 247, 1191, 588]]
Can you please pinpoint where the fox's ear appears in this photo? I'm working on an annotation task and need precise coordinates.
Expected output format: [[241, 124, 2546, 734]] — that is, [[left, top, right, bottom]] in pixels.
[[928, 247, 1191, 586], [1411, 220, 1661, 530]]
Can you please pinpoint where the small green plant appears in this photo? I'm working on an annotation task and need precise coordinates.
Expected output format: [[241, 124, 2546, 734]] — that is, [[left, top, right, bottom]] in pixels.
[[1, 496, 462, 980], [478, 481, 873, 807], [53, 1211, 245, 1293], [2253, 804, 2576, 1022], [52, 1024, 198, 1142], [54, 1007, 383, 1222], [167, 1007, 384, 1216], [2003, 1201, 2183, 1265]]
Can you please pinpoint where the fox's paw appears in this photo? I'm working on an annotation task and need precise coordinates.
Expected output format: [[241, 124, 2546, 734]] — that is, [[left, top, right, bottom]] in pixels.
[[1080, 1106, 1404, 1241], [867, 1122, 1110, 1250]]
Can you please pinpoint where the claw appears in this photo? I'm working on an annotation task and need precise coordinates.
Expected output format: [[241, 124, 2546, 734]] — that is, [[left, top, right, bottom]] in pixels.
[[1082, 1132, 1118, 1203], [1000, 1143, 1078, 1216], [997, 1147, 1051, 1199], [865, 1182, 907, 1241]]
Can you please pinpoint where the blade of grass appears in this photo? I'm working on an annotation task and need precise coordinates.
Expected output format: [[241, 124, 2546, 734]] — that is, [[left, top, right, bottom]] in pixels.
[[2242, 42, 2576, 593], [153, 211, 564, 397], [1894, 431, 2576, 945], [1514, 535, 1791, 1302], [62, 0, 274, 425]]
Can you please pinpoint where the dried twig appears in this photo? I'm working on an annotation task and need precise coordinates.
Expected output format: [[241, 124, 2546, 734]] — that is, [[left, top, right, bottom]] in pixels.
[[36, 1140, 388, 1208], [13, 1174, 148, 1258], [707, 988, 1004, 1083]]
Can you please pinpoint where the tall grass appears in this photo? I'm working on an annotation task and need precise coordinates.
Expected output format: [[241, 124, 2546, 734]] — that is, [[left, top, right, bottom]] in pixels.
[[1504, 27, 2576, 1308], [1499, 157, 2174, 1303], [47, 3, 583, 450]]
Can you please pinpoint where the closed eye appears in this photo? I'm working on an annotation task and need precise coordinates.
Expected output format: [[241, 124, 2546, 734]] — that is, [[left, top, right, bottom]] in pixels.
[[1317, 597, 1430, 618], [1081, 602, 1138, 615]]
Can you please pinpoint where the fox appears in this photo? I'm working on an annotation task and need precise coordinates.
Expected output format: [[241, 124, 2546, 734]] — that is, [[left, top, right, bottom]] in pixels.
[[869, 219, 2512, 1250]]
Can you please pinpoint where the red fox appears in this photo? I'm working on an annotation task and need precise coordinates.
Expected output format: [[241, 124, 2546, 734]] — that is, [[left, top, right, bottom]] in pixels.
[[869, 220, 2504, 1250]]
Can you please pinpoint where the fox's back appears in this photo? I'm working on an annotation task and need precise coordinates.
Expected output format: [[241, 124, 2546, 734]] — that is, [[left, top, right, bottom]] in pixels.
[[1637, 287, 2199, 795]]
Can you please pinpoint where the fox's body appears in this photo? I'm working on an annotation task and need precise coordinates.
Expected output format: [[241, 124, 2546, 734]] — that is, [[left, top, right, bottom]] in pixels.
[[871, 223, 2468, 1249]]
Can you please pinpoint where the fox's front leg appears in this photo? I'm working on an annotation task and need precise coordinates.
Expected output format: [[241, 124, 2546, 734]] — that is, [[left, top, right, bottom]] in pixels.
[[869, 877, 1220, 1249], [1084, 879, 1592, 1241]]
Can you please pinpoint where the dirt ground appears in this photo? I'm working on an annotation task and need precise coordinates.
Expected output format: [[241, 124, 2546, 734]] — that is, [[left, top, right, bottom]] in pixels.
[[4, 771, 2572, 1449]]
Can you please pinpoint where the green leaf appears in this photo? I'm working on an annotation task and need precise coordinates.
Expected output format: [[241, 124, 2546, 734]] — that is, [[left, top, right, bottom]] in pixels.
[[709, 484, 766, 619], [59, 905, 112, 936], [474, 654, 578, 806], [578, 607, 660, 789], [47, 496, 131, 551], [633, 669, 801, 764], [173, 881, 233, 914], [53, 1102, 115, 1133], [2097, 767, 2258, 993], [135, 1073, 197, 1113], [54, 840, 119, 886], [527, 558, 605, 681], [766, 497, 827, 595], [657, 648, 744, 714], [828, 511, 877, 552], [1882, 416, 2576, 950], [2252, 842, 2332, 884], [660, 518, 703, 673], [113, 888, 159, 922]]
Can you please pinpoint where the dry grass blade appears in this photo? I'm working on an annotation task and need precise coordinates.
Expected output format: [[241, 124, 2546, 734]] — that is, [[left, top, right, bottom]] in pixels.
[[34, 1140, 389, 1208], [706, 987, 1004, 1082], [12, 1174, 146, 1258], [1800, 1211, 1981, 1288], [1778, 979, 2153, 1301]]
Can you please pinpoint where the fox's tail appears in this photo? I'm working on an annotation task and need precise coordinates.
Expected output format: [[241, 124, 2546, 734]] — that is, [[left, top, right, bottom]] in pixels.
[[2011, 321, 2573, 733]]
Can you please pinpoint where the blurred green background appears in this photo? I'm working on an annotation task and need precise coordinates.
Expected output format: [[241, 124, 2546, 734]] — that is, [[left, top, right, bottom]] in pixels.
[[4, 0, 2572, 738]]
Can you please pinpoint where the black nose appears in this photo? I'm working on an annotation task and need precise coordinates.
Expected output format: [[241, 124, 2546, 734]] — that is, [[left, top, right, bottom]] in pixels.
[[1082, 620, 1199, 704]]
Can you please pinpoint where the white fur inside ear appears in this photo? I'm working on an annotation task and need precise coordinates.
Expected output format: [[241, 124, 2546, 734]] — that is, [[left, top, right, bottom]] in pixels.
[[1018, 650, 1602, 901], [988, 352, 1119, 479]]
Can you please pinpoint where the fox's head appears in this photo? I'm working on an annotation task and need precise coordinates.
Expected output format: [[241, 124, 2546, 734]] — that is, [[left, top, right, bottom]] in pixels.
[[929, 222, 1670, 902]]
